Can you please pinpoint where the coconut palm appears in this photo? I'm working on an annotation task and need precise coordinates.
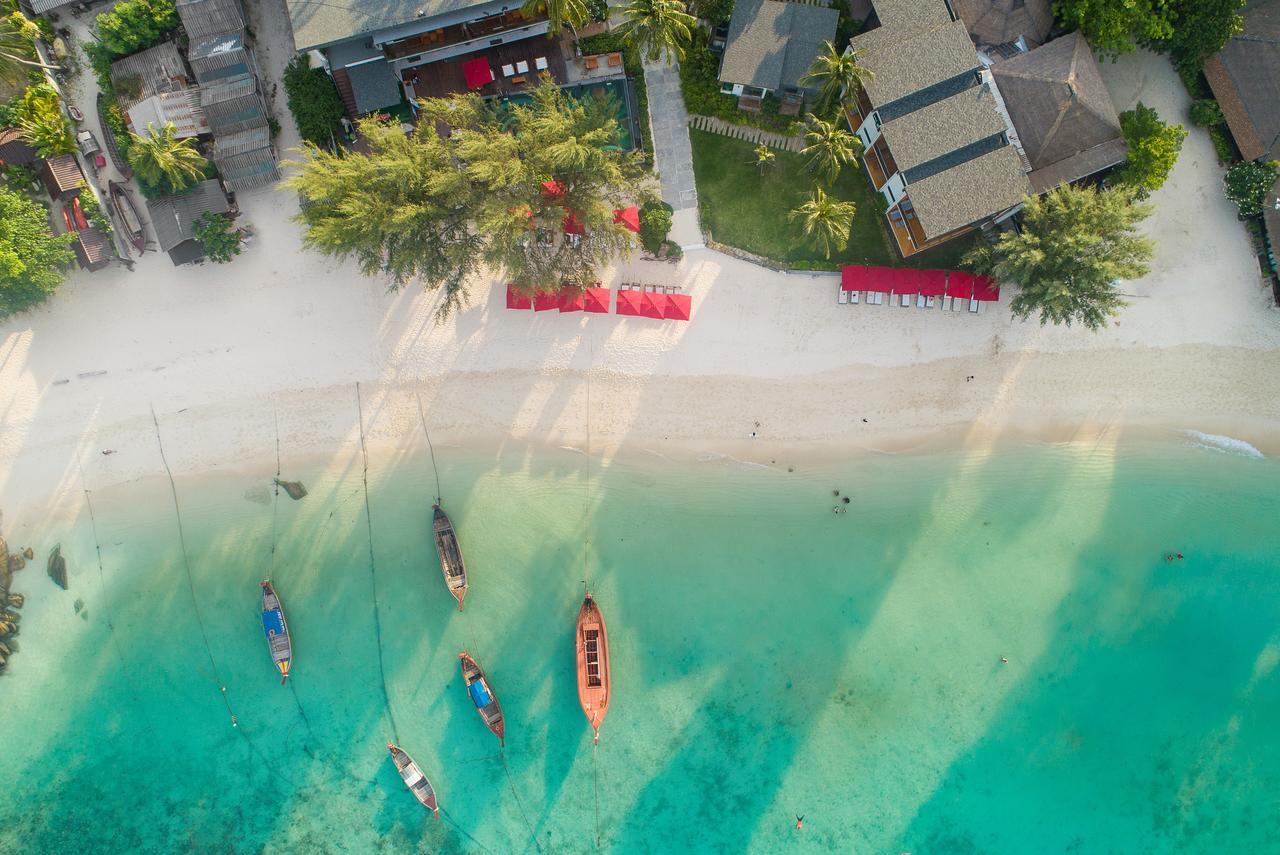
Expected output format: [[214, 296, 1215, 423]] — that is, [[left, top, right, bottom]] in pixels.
[[751, 143, 775, 175], [799, 41, 874, 116], [790, 186, 856, 258], [801, 116, 861, 184], [12, 83, 74, 156], [0, 1, 60, 85], [618, 0, 697, 63], [127, 122, 209, 195], [521, 0, 588, 36]]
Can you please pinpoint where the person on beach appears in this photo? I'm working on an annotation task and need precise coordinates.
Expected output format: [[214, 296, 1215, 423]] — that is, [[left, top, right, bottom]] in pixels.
[[795, 815, 804, 830]]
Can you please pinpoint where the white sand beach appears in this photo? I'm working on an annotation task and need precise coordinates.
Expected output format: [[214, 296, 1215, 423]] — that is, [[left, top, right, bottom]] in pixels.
[[2, 50, 1279, 519]]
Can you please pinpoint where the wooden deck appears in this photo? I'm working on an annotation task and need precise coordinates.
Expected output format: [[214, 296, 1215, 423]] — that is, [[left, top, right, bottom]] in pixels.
[[886, 214, 971, 258], [403, 40, 568, 100]]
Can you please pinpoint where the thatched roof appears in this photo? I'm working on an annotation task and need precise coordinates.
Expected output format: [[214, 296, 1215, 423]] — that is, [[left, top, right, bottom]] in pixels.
[[991, 33, 1127, 192], [1203, 0, 1280, 162], [954, 0, 1054, 48]]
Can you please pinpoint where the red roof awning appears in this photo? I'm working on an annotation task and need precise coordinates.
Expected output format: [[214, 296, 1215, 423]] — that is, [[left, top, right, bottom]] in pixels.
[[664, 293, 691, 320], [945, 271, 975, 299], [506, 283, 532, 310], [972, 275, 1000, 301], [563, 211, 585, 235], [918, 269, 947, 296], [640, 291, 667, 319], [888, 267, 920, 295], [613, 206, 640, 233], [584, 286, 610, 313], [533, 292, 560, 311], [616, 289, 643, 316], [462, 57, 493, 89], [559, 289, 584, 312]]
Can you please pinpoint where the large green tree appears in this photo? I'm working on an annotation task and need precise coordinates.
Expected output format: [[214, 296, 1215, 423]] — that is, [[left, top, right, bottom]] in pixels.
[[0, 187, 75, 318], [127, 122, 208, 195], [1053, 0, 1176, 57], [801, 115, 861, 184], [1114, 102, 1187, 198], [790, 186, 856, 258], [618, 0, 697, 63], [1, 0, 61, 85], [285, 80, 649, 317], [1223, 160, 1279, 218], [13, 82, 74, 157], [282, 55, 346, 147], [963, 185, 1154, 330], [521, 0, 587, 36], [799, 41, 874, 117], [1165, 0, 1244, 74]]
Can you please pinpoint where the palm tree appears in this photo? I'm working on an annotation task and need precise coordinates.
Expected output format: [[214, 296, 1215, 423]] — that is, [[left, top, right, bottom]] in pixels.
[[127, 122, 209, 195], [751, 143, 775, 175], [521, 0, 588, 38], [618, 0, 697, 63], [801, 116, 861, 184], [1, 1, 61, 86], [799, 41, 874, 116], [790, 186, 856, 258]]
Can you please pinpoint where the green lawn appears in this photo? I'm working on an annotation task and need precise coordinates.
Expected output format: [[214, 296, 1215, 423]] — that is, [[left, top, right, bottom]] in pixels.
[[688, 129, 977, 270]]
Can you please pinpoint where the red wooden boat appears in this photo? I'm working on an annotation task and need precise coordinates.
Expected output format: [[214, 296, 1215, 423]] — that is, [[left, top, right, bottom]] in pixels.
[[70, 197, 89, 230], [387, 743, 439, 816], [459, 651, 504, 746], [575, 591, 611, 745]]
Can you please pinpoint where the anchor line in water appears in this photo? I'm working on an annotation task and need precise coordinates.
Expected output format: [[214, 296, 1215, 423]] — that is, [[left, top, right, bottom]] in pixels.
[[415, 389, 443, 504], [355, 382, 402, 744], [439, 807, 499, 855], [268, 401, 282, 583], [500, 749, 542, 853], [151, 407, 240, 729]]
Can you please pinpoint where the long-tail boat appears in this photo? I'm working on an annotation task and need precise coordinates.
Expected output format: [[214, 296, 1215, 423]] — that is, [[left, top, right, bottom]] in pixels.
[[260, 580, 292, 684], [459, 651, 504, 746], [387, 743, 439, 816], [576, 591, 611, 745], [109, 181, 145, 253], [432, 504, 468, 610]]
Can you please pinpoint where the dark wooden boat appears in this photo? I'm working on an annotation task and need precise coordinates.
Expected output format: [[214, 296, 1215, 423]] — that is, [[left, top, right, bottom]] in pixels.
[[109, 181, 145, 252], [432, 504, 467, 610], [260, 580, 292, 684], [387, 743, 439, 816], [459, 651, 504, 746], [575, 591, 611, 745]]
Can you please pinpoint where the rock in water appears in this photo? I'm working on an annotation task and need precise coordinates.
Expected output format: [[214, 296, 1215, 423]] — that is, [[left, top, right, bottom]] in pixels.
[[47, 544, 68, 591], [22, 547, 33, 560], [7, 593, 22, 608], [8, 555, 24, 571], [73, 598, 84, 614], [275, 479, 308, 500]]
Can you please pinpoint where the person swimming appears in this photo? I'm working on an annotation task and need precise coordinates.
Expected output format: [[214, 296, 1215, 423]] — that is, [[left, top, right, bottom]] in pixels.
[[795, 815, 804, 830]]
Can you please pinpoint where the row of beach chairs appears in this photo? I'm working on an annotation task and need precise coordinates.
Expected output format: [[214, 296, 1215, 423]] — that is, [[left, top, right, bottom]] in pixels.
[[839, 289, 984, 313]]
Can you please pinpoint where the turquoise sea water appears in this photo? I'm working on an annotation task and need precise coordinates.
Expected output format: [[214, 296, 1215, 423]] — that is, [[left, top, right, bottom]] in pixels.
[[1, 438, 1278, 853]]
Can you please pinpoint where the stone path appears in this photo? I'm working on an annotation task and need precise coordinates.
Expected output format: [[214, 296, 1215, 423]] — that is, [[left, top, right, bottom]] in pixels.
[[688, 114, 805, 152], [640, 56, 703, 248]]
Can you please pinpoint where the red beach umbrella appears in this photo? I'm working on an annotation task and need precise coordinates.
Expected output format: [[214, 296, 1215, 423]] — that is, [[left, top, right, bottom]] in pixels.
[[918, 269, 947, 297], [615, 289, 643, 316], [506, 283, 532, 310], [840, 265, 870, 291], [972, 275, 1001, 301], [945, 272, 975, 299], [583, 286, 611, 313], [664, 293, 692, 320], [640, 291, 667, 319], [533, 292, 560, 311], [462, 57, 493, 89], [563, 211, 586, 235], [613, 206, 640, 233], [559, 289, 584, 312]]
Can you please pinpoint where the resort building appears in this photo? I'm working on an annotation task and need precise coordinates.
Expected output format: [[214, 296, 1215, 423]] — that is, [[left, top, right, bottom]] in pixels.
[[952, 0, 1053, 50], [717, 0, 838, 113], [846, 0, 1123, 256], [149, 179, 234, 266], [1203, 0, 1280, 163]]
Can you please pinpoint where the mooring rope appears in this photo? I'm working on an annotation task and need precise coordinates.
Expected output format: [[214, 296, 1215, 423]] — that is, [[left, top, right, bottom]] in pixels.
[[150, 407, 239, 729], [415, 389, 443, 505], [355, 382, 402, 744], [439, 806, 499, 855], [268, 401, 281, 583], [584, 337, 602, 850], [500, 749, 542, 853]]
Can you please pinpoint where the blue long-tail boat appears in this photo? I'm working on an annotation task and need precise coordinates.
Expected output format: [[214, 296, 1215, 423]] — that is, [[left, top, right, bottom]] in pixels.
[[261, 581, 292, 684]]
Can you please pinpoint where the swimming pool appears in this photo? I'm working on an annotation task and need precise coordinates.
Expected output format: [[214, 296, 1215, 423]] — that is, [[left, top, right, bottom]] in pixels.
[[499, 78, 639, 150]]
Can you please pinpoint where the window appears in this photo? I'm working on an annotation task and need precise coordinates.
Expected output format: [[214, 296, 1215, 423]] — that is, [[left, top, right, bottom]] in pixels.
[[872, 112, 881, 131]]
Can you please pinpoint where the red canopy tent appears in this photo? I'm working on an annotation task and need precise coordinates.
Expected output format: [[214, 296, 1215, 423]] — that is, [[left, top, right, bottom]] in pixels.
[[563, 211, 585, 235], [533, 292, 560, 311], [888, 267, 920, 295], [945, 271, 975, 299], [918, 269, 947, 297], [972, 276, 1001, 301], [506, 283, 532, 310], [559, 289, 584, 312], [841, 265, 872, 291], [462, 57, 493, 89], [640, 292, 667, 319], [613, 206, 640, 233], [583, 286, 611, 313], [616, 289, 643, 316], [664, 293, 692, 320]]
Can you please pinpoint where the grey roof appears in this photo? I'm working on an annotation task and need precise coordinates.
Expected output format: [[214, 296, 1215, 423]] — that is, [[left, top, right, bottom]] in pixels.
[[0, 128, 38, 167], [991, 33, 1126, 190], [41, 153, 85, 197], [189, 31, 253, 85], [347, 59, 403, 114], [199, 74, 269, 134], [27, 0, 79, 13], [1203, 0, 1280, 161], [285, 0, 493, 52], [854, 19, 979, 107], [908, 144, 1030, 238], [211, 125, 270, 157], [719, 0, 838, 91], [109, 41, 191, 112], [148, 179, 230, 252], [954, 0, 1054, 48], [879, 85, 1009, 173], [215, 148, 281, 190], [175, 0, 245, 40]]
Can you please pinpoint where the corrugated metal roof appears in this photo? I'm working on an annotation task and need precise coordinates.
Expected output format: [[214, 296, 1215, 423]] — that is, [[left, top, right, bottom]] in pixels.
[[212, 125, 270, 157], [175, 0, 246, 40], [27, 0, 79, 14], [41, 153, 85, 196], [127, 91, 210, 138], [285, 0, 493, 52], [216, 148, 281, 190], [147, 179, 230, 251], [109, 41, 191, 112]]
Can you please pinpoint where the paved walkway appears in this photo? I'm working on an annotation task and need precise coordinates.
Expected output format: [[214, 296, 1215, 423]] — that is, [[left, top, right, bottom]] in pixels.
[[688, 114, 804, 152], [641, 57, 703, 249]]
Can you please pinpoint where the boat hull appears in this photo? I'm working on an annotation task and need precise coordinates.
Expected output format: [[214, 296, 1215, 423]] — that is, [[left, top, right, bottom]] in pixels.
[[108, 181, 145, 253], [576, 592, 611, 744], [459, 651, 504, 745], [433, 504, 468, 610], [387, 743, 439, 814], [261, 581, 292, 684]]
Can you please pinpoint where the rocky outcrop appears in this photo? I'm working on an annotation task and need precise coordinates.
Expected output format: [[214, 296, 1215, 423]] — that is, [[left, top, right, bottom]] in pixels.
[[275, 479, 308, 500], [47, 544, 68, 590]]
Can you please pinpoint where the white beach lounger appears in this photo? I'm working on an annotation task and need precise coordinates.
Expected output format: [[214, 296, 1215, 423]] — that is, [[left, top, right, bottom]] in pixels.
[[969, 298, 980, 313], [838, 288, 849, 304], [942, 296, 953, 311], [502, 64, 515, 77], [873, 292, 885, 305], [517, 60, 530, 74], [952, 296, 965, 312], [925, 296, 936, 308], [535, 56, 549, 71], [850, 290, 860, 304], [916, 294, 926, 308], [899, 293, 911, 307]]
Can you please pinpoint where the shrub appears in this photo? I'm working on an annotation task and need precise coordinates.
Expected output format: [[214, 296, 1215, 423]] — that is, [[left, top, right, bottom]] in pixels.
[[1207, 125, 1235, 164], [689, 0, 734, 26], [1223, 160, 1279, 218], [0, 187, 76, 318], [78, 190, 113, 235], [102, 99, 132, 161], [585, 0, 609, 22], [92, 0, 178, 58], [13, 83, 75, 157], [639, 199, 673, 253], [1189, 98, 1224, 127], [283, 55, 346, 147], [1114, 102, 1187, 198], [193, 212, 242, 263]]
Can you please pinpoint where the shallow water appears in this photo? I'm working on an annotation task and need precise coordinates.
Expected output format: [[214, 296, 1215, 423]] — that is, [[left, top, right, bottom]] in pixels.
[[1, 437, 1278, 853]]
